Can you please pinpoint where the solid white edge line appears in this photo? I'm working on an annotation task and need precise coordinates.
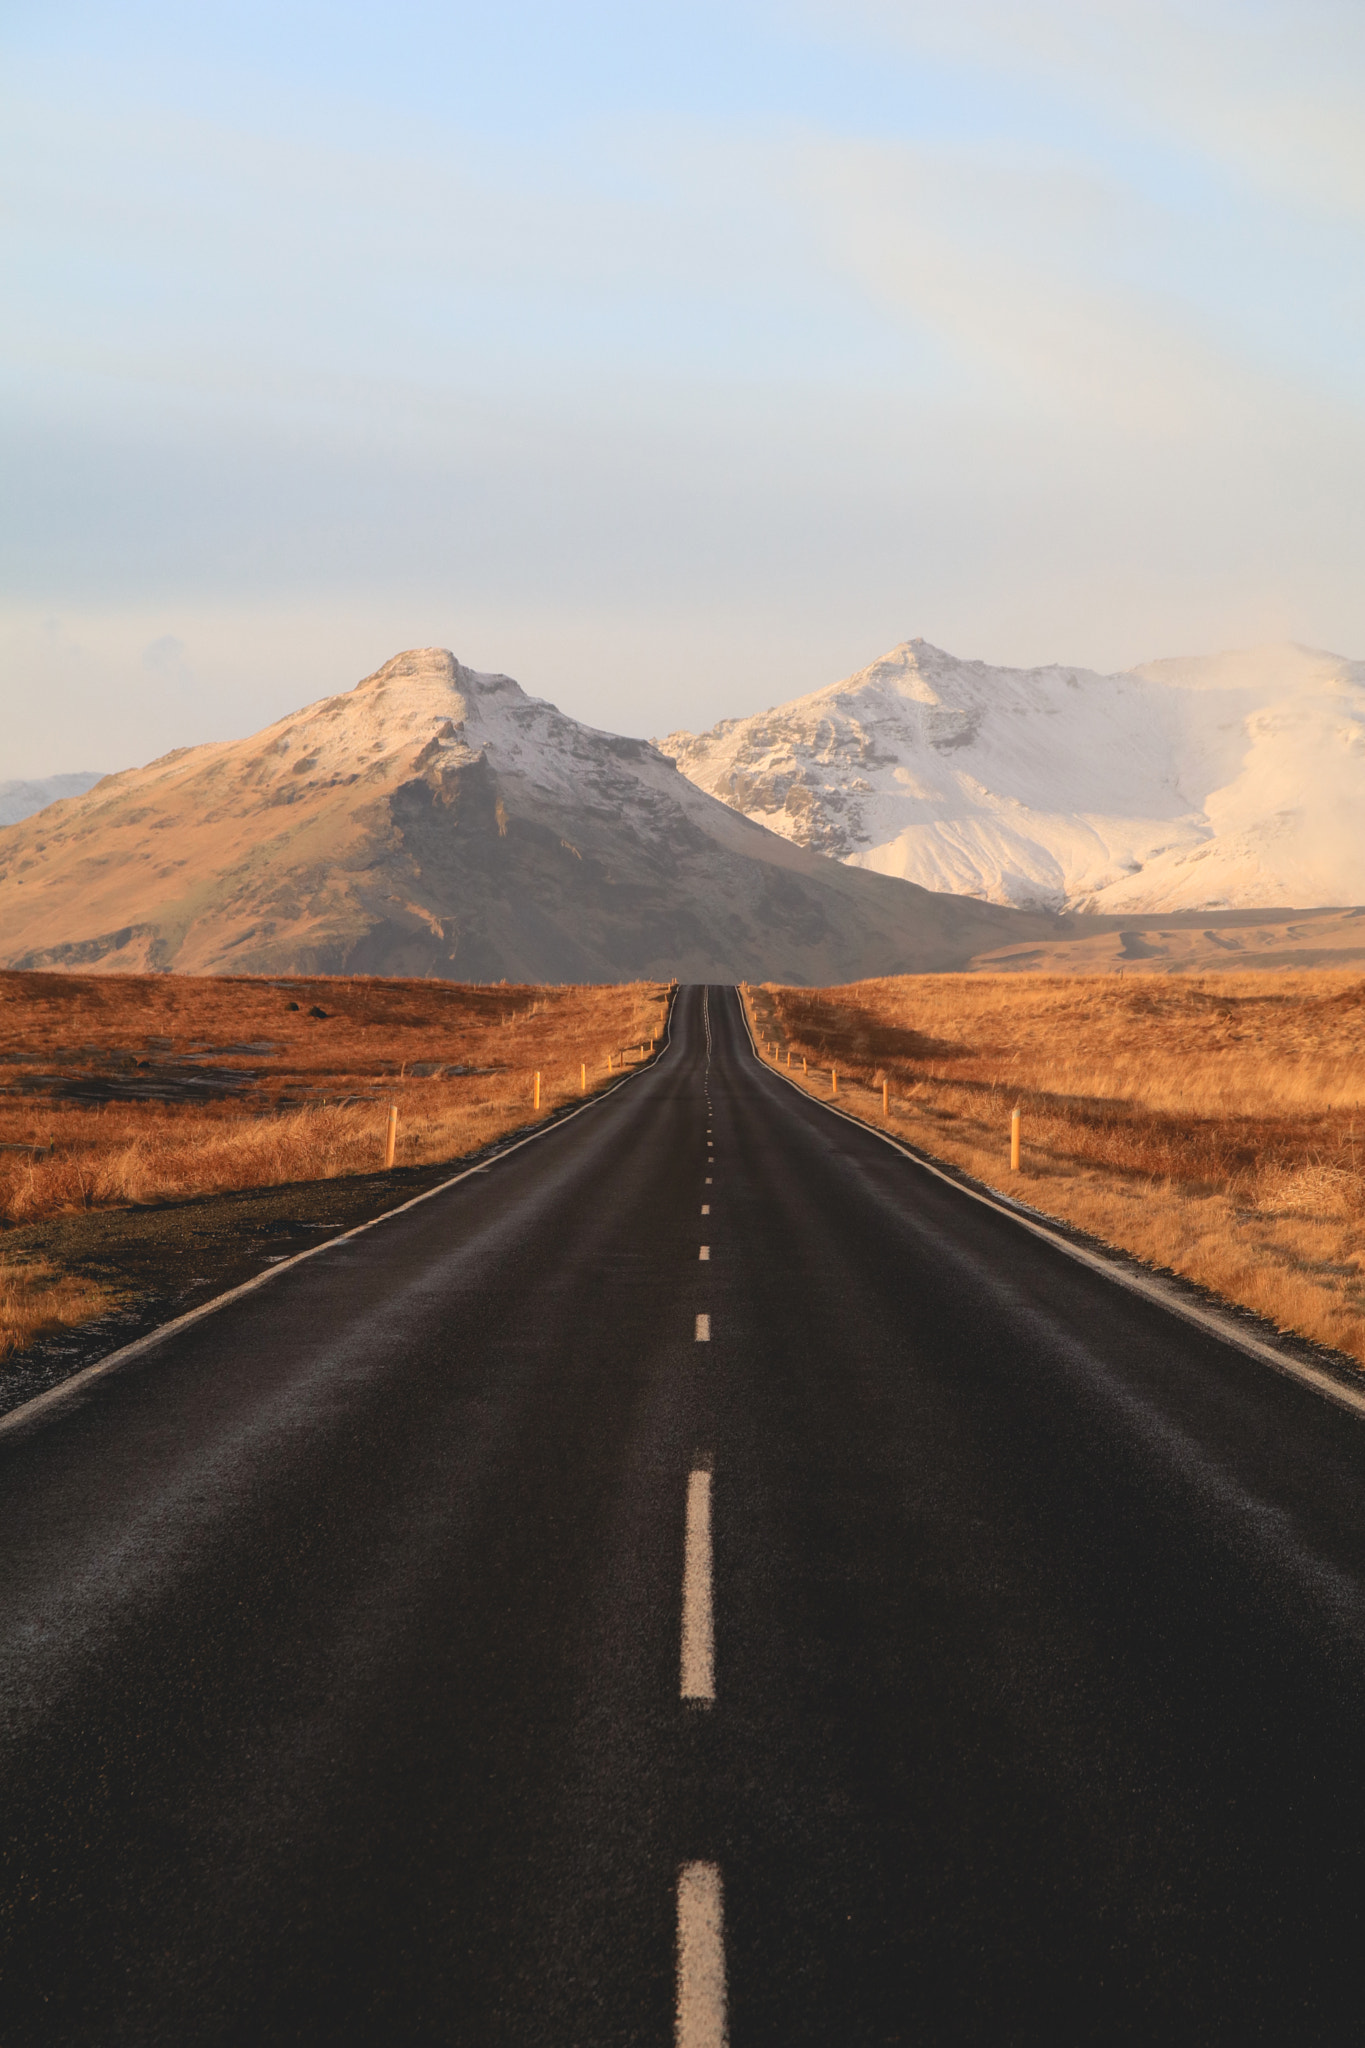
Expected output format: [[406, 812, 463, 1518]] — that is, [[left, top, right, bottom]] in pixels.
[[0, 985, 684, 1442], [676, 1861, 727, 2048], [681, 1467, 715, 1702], [733, 985, 1365, 1426]]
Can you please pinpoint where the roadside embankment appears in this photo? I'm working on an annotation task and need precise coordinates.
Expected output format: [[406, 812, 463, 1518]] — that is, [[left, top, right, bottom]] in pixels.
[[0, 969, 670, 1364], [744, 972, 1365, 1368]]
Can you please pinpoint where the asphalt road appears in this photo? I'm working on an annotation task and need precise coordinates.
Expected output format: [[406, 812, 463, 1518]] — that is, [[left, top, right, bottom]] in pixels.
[[3, 983, 1365, 2044]]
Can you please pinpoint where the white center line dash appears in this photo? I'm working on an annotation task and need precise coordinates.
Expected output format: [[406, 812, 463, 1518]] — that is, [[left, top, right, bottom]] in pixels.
[[695, 1312, 710, 1341], [699, 1245, 710, 1260], [676, 1862, 726, 2048], [701, 1203, 710, 1215], [681, 1469, 714, 1700]]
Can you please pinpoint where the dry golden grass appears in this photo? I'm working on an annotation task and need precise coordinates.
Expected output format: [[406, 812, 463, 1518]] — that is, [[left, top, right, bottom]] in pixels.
[[0, 968, 670, 1355], [745, 971, 1365, 1366], [0, 1258, 116, 1360], [0, 969, 670, 1224]]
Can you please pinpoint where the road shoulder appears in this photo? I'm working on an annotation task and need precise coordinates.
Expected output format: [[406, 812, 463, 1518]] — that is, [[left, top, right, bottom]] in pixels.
[[735, 984, 1365, 1422]]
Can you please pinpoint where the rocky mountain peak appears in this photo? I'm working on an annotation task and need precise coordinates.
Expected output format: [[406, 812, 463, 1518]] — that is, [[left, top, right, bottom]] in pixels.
[[668, 638, 1365, 911], [353, 646, 465, 692]]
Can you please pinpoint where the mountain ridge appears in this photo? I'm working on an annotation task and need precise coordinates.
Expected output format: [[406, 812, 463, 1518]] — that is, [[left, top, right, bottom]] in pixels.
[[664, 637, 1365, 913], [0, 648, 1072, 984], [0, 773, 107, 829]]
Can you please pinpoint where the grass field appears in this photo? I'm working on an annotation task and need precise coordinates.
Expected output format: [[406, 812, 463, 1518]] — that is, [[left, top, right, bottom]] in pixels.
[[0, 970, 671, 1356], [744, 972, 1365, 1367]]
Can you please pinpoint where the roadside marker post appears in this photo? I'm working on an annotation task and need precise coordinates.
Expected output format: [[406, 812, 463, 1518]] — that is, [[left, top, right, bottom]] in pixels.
[[534, 1071, 542, 1112], [383, 1103, 398, 1170], [1011, 1105, 1021, 1171], [832, 1068, 838, 1097], [581, 1062, 587, 1090], [883, 1080, 889, 1116]]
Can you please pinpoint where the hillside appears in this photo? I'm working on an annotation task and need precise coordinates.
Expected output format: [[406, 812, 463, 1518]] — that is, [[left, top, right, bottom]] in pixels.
[[665, 638, 1365, 913], [0, 648, 1068, 984]]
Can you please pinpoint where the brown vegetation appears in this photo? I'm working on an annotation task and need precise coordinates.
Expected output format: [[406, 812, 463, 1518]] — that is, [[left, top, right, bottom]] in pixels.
[[0, 969, 670, 1355], [745, 972, 1365, 1367], [0, 1258, 114, 1363]]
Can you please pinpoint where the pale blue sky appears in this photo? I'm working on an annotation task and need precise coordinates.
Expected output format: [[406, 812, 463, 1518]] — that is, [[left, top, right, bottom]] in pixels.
[[4, 1, 1364, 773]]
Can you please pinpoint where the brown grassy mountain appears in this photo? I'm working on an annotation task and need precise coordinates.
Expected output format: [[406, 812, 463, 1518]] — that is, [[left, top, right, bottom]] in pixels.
[[0, 649, 1086, 984]]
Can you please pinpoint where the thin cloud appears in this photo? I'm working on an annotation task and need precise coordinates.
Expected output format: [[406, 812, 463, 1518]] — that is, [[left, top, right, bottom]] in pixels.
[[3, 1, 1365, 772], [827, 0, 1365, 216]]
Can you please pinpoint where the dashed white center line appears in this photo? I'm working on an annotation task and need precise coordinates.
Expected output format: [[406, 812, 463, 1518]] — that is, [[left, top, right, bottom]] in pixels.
[[676, 1861, 727, 2047], [705, 1177, 712, 1185], [681, 1469, 714, 1701], [699, 1245, 710, 1261], [701, 1203, 710, 1215], [695, 1313, 711, 1341]]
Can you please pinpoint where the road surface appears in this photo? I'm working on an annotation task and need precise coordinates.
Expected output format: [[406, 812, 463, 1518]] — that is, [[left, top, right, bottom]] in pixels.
[[2, 984, 1365, 2043]]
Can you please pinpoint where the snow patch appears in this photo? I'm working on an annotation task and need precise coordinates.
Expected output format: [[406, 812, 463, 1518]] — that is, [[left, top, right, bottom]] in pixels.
[[666, 638, 1365, 911]]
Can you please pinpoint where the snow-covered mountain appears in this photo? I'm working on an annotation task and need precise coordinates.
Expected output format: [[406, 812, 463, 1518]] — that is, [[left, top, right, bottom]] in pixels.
[[0, 648, 1064, 982], [665, 640, 1365, 912], [0, 773, 106, 827]]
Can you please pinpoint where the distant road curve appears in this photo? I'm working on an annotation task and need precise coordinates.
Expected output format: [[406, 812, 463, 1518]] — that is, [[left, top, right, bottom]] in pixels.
[[1, 985, 1364, 2043]]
